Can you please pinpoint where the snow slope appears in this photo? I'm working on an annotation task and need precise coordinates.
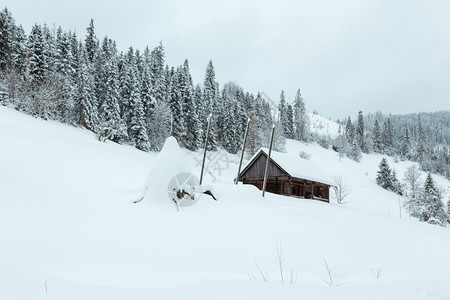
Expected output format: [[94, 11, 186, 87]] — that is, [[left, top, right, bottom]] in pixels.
[[1, 106, 449, 300], [309, 112, 341, 138]]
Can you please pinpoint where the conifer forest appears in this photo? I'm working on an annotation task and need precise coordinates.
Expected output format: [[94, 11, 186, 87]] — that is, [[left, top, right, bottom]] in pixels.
[[1, 7, 449, 183]]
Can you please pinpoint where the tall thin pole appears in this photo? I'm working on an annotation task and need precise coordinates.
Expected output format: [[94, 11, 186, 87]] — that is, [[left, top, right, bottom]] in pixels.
[[262, 125, 275, 197], [200, 114, 212, 185], [235, 118, 251, 184]]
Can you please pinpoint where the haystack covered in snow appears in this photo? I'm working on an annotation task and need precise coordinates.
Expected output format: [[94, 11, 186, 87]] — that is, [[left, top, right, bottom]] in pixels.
[[144, 137, 193, 207], [238, 148, 333, 202]]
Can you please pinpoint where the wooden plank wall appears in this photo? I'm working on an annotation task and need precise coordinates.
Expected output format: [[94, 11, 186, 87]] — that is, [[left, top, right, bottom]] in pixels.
[[240, 154, 287, 179]]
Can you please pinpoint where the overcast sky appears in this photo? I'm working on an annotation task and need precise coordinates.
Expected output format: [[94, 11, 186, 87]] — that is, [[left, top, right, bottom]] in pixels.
[[3, 0, 450, 119]]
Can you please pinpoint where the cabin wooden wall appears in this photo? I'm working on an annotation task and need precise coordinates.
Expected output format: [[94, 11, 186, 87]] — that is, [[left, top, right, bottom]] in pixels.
[[240, 154, 287, 179], [242, 177, 330, 203]]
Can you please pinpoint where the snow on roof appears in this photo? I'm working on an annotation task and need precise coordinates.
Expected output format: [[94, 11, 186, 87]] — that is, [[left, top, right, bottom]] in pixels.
[[246, 148, 334, 186]]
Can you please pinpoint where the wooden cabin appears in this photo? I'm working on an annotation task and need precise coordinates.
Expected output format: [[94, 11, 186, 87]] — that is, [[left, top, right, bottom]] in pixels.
[[238, 149, 334, 202]]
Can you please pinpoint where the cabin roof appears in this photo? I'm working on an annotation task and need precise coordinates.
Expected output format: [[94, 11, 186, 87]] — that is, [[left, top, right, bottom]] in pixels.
[[241, 148, 334, 186]]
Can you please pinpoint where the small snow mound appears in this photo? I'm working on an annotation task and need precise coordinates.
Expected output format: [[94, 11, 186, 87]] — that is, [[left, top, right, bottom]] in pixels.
[[144, 136, 192, 208]]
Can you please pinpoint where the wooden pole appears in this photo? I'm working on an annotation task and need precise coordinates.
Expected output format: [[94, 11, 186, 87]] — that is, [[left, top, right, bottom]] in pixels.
[[235, 118, 251, 184], [199, 115, 212, 186], [262, 125, 275, 197]]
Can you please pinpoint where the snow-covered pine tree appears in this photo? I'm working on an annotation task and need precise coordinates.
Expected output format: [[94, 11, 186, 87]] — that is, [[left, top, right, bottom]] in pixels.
[[415, 115, 427, 164], [92, 42, 106, 112], [54, 27, 75, 123], [192, 83, 204, 145], [348, 142, 362, 162], [85, 19, 97, 64], [147, 100, 171, 151], [11, 24, 27, 74], [97, 56, 128, 143], [77, 43, 98, 131], [286, 104, 294, 139], [400, 127, 411, 160], [27, 24, 47, 88], [293, 89, 310, 142], [139, 54, 155, 124], [376, 158, 394, 190], [168, 66, 186, 143], [273, 121, 287, 153], [127, 66, 150, 152], [372, 119, 382, 153], [356, 111, 367, 153], [278, 90, 290, 138], [180, 59, 201, 151], [150, 42, 166, 104], [202, 60, 219, 150], [381, 118, 394, 154], [420, 173, 448, 226], [334, 124, 348, 161], [246, 110, 262, 156], [118, 50, 132, 126], [0, 11, 26, 106], [344, 117, 355, 144], [26, 24, 58, 119], [0, 7, 16, 71]]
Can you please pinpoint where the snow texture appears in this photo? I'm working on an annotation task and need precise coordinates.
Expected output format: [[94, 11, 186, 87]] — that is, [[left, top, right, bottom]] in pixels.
[[1, 106, 449, 300]]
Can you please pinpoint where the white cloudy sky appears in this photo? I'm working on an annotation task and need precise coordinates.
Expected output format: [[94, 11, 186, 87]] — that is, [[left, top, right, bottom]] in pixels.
[[3, 0, 450, 119]]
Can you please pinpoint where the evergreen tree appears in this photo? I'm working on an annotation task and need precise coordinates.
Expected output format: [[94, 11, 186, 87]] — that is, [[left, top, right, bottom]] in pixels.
[[151, 42, 166, 101], [147, 100, 171, 151], [0, 7, 16, 71], [286, 104, 294, 139], [97, 57, 128, 143], [246, 110, 262, 156], [10, 24, 26, 73], [400, 127, 411, 160], [77, 44, 98, 131], [27, 24, 47, 87], [415, 115, 427, 163], [293, 89, 309, 142], [127, 63, 150, 151], [85, 19, 97, 63], [180, 60, 200, 150], [168, 66, 185, 143], [381, 118, 394, 153], [420, 173, 448, 226], [54, 28, 75, 123], [202, 60, 219, 150], [356, 111, 367, 153], [376, 158, 394, 190], [344, 117, 354, 144], [278, 90, 290, 138], [348, 142, 362, 162], [372, 119, 382, 153], [192, 83, 204, 144], [334, 125, 348, 161]]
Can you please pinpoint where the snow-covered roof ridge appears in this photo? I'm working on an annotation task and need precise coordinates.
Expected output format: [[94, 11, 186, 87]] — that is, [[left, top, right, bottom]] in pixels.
[[250, 148, 334, 186]]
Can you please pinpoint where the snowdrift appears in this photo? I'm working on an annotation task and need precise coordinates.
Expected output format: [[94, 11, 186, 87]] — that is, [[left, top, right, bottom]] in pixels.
[[1, 106, 449, 300]]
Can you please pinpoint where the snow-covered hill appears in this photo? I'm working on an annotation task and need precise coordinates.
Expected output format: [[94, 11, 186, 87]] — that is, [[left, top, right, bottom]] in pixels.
[[309, 112, 341, 138], [1, 106, 449, 300]]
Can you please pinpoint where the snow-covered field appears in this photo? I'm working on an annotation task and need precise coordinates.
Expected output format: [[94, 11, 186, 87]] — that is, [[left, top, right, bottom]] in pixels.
[[1, 106, 449, 299]]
